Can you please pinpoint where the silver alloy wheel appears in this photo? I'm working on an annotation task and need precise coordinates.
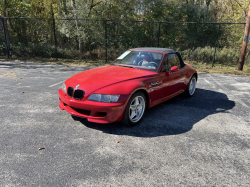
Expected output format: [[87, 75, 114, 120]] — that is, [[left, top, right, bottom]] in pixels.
[[189, 77, 196, 95], [129, 96, 145, 123]]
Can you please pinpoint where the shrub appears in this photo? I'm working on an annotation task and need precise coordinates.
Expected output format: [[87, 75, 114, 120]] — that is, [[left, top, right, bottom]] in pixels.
[[180, 46, 249, 65], [5, 43, 250, 66]]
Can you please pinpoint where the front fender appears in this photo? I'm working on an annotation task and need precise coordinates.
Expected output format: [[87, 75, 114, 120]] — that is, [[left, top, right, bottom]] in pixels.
[[87, 79, 149, 122]]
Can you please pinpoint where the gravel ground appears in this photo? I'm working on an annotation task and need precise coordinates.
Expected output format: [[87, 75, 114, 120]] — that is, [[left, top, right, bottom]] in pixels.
[[0, 60, 249, 187]]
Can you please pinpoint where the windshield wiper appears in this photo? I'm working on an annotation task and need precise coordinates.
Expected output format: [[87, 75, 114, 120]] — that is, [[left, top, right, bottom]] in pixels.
[[116, 64, 136, 69], [110, 63, 137, 69]]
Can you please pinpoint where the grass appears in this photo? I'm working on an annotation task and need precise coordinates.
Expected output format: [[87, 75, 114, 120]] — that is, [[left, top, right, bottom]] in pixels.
[[190, 61, 250, 77], [0, 56, 250, 77], [0, 56, 109, 67]]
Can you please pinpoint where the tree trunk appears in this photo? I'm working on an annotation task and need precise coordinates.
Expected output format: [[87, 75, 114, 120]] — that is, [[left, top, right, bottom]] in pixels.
[[63, 0, 67, 14], [71, 0, 83, 53], [2, 0, 11, 53], [205, 0, 211, 10]]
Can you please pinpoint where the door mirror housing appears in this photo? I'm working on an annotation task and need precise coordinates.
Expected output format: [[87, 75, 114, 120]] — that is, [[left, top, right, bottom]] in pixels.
[[170, 66, 179, 72]]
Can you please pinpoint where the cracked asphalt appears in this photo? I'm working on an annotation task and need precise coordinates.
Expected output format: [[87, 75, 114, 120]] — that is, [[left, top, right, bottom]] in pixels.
[[0, 60, 249, 186]]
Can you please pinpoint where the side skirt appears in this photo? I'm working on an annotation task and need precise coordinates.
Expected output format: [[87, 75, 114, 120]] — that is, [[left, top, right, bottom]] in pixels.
[[149, 89, 184, 108]]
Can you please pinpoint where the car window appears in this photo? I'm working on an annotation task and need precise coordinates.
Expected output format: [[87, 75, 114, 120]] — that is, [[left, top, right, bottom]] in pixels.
[[113, 51, 164, 72], [152, 53, 162, 60], [161, 58, 172, 72], [167, 54, 181, 68], [161, 53, 181, 72]]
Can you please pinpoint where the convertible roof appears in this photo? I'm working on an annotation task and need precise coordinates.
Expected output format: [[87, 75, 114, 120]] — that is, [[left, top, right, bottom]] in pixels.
[[130, 47, 176, 54]]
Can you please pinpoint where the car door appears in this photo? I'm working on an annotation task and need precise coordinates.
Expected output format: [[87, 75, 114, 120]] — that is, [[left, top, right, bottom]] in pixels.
[[144, 74, 164, 106], [159, 53, 186, 99]]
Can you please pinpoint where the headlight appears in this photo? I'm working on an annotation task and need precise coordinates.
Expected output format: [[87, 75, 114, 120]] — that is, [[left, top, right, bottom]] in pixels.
[[62, 83, 66, 93], [87, 94, 120, 103]]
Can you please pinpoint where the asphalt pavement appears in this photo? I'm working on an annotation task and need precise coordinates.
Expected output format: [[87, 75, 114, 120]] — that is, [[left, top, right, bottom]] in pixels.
[[0, 60, 249, 186]]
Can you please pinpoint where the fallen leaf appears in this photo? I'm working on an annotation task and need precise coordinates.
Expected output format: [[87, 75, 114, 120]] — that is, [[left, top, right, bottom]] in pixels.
[[22, 92, 24, 93], [116, 140, 120, 143], [216, 108, 225, 111], [0, 72, 16, 77], [17, 83, 22, 85], [38, 147, 45, 150], [19, 78, 22, 79]]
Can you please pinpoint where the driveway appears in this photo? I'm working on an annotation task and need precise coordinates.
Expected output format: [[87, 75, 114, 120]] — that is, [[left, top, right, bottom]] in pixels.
[[0, 61, 249, 186]]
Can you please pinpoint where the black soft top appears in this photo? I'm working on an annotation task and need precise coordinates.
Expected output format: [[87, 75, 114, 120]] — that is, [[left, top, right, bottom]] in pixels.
[[130, 47, 176, 54]]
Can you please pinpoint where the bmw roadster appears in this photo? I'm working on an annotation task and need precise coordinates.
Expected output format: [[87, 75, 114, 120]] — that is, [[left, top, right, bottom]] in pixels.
[[58, 47, 197, 126]]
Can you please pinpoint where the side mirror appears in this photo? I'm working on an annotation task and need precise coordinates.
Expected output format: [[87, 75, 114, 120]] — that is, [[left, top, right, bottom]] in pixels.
[[170, 66, 179, 72]]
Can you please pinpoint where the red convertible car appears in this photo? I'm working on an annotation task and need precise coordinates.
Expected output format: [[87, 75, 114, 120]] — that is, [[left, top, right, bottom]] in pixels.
[[58, 48, 197, 126]]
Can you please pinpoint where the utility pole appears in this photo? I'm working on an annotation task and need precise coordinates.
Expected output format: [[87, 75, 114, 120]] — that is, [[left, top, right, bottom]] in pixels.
[[238, 3, 250, 71]]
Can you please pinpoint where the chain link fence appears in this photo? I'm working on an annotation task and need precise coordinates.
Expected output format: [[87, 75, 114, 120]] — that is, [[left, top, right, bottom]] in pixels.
[[0, 17, 248, 66]]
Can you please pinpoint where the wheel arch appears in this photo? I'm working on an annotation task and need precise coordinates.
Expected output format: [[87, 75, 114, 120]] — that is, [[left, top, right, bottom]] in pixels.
[[121, 88, 149, 126], [131, 89, 149, 109], [193, 72, 198, 81], [183, 71, 198, 92]]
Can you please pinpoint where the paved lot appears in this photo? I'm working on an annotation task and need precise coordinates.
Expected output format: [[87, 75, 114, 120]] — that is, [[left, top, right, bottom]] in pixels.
[[0, 61, 250, 186]]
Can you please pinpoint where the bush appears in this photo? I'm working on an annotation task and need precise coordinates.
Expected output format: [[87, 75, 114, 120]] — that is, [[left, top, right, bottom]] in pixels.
[[180, 46, 249, 65], [6, 42, 250, 66], [9, 43, 107, 60]]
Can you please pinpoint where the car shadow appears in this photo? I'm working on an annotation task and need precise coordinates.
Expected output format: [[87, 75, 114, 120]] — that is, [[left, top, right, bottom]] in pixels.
[[72, 88, 235, 137]]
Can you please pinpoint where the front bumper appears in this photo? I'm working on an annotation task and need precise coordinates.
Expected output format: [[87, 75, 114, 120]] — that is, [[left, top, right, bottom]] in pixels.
[[58, 89, 128, 124]]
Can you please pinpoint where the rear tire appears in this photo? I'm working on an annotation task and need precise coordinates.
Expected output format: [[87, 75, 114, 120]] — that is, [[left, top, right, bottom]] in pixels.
[[121, 92, 146, 127], [184, 75, 197, 97]]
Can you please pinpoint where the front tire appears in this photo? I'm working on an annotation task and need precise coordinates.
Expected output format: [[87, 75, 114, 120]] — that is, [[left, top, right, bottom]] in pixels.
[[184, 75, 197, 96], [122, 92, 146, 126]]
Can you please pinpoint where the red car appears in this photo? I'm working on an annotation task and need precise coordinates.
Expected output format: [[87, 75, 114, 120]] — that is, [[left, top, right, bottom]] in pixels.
[[58, 47, 197, 126]]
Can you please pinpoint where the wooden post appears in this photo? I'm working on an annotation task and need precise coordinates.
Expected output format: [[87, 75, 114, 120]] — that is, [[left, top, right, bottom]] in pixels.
[[238, 3, 250, 71]]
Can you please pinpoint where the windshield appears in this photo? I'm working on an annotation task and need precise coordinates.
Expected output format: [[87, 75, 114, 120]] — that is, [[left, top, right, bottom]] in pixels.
[[112, 50, 164, 72]]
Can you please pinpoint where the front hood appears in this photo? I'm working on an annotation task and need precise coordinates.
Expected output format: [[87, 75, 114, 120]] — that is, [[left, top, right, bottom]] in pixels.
[[65, 65, 156, 96]]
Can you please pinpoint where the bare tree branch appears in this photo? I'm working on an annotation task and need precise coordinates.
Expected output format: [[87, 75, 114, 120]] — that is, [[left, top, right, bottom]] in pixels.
[[88, 0, 102, 17], [234, 0, 247, 17]]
